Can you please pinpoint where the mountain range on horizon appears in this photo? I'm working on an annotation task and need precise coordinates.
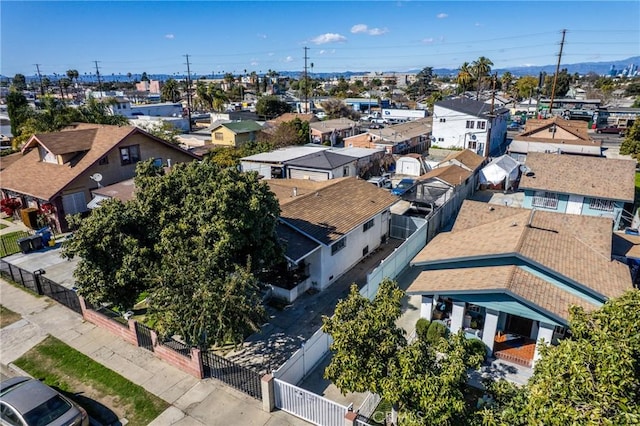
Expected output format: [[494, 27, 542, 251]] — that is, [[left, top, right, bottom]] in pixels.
[[2, 56, 638, 83]]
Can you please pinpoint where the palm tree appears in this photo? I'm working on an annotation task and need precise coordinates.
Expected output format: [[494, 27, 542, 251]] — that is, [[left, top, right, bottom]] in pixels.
[[161, 78, 181, 103], [456, 62, 472, 94], [501, 71, 513, 93], [471, 56, 493, 99], [212, 88, 228, 112]]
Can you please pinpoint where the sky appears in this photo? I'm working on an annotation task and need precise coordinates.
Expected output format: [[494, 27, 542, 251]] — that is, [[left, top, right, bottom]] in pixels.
[[1, 1, 639, 78]]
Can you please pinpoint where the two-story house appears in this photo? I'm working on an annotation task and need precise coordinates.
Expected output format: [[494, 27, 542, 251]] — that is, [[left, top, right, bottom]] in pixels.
[[519, 152, 636, 230], [0, 123, 199, 231], [508, 117, 602, 161], [432, 98, 509, 157], [211, 121, 263, 147]]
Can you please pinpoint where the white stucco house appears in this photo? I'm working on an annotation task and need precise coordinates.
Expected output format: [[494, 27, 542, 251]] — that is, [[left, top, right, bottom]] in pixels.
[[432, 98, 510, 157]]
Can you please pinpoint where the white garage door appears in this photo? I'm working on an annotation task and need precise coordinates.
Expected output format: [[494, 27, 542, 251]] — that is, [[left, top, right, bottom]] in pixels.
[[288, 168, 330, 181], [62, 192, 88, 215]]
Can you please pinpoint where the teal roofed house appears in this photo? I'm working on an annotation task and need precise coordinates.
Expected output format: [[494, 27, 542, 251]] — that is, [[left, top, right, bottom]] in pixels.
[[519, 152, 636, 230], [407, 200, 632, 368]]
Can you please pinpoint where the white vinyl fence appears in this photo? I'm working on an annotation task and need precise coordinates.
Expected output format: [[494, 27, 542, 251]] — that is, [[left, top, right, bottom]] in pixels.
[[357, 392, 382, 419], [272, 327, 333, 385], [274, 378, 349, 426]]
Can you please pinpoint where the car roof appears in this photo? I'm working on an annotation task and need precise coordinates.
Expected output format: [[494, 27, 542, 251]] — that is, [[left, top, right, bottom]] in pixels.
[[0, 377, 59, 414]]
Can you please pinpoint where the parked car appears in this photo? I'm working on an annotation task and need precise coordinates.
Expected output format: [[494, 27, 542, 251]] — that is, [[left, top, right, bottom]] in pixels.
[[596, 126, 625, 135], [367, 176, 392, 189], [0, 376, 89, 426], [391, 178, 415, 196], [507, 122, 521, 131]]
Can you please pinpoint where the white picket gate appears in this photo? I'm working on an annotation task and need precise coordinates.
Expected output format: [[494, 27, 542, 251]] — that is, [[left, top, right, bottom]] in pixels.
[[273, 378, 349, 426]]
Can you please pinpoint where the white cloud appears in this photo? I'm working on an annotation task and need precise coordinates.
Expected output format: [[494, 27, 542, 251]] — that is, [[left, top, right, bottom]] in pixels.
[[257, 33, 267, 39], [351, 24, 388, 36], [251, 61, 259, 66], [268, 52, 274, 56], [436, 13, 448, 19], [311, 33, 347, 45], [368, 27, 389, 36], [422, 37, 434, 44], [474, 22, 483, 27], [164, 34, 175, 39], [351, 24, 368, 34], [284, 56, 294, 62], [319, 49, 326, 54]]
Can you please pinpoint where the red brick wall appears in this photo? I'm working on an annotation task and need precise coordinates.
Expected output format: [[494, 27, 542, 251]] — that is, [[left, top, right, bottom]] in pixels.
[[79, 297, 204, 378]]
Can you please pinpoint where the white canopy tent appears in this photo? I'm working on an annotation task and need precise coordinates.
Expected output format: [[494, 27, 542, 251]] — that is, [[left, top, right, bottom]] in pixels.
[[479, 155, 521, 189]]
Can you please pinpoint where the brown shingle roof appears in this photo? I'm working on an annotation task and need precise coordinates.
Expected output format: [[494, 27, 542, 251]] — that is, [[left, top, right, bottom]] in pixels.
[[279, 177, 398, 244], [520, 152, 636, 202], [411, 200, 631, 300], [267, 178, 337, 206], [521, 117, 590, 140], [1, 125, 137, 200], [439, 149, 485, 172], [407, 265, 597, 321], [23, 129, 96, 155], [418, 164, 472, 186], [269, 113, 319, 125]]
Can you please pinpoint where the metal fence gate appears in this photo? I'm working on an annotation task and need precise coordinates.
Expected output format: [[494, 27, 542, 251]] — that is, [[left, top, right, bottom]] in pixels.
[[200, 351, 262, 399], [134, 322, 155, 352], [273, 378, 348, 426], [0, 260, 81, 314]]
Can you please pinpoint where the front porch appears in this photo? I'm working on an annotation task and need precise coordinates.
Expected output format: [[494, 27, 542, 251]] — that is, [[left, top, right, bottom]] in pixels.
[[420, 295, 563, 368]]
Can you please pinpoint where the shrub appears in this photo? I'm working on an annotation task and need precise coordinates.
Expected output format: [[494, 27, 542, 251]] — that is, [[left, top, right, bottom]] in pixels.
[[466, 338, 487, 362], [415, 318, 431, 341], [426, 321, 449, 344]]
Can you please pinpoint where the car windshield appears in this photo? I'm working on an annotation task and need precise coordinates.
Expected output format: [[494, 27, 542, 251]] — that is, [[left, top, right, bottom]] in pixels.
[[397, 181, 413, 189], [23, 395, 72, 426]]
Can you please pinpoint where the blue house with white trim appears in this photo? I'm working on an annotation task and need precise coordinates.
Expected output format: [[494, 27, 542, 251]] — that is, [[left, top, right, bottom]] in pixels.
[[407, 200, 632, 367], [519, 152, 636, 230]]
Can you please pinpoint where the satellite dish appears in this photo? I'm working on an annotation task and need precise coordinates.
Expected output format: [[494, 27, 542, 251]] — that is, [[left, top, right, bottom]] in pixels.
[[519, 165, 530, 173], [470, 134, 477, 141], [90, 173, 103, 182]]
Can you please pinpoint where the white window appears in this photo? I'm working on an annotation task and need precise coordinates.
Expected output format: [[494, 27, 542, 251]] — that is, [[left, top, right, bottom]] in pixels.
[[532, 191, 559, 209], [468, 140, 477, 150], [437, 137, 444, 142], [466, 120, 475, 129], [439, 118, 446, 122], [214, 132, 224, 141], [120, 145, 140, 165], [477, 121, 486, 129], [589, 198, 615, 212], [363, 218, 374, 232], [343, 166, 350, 176]]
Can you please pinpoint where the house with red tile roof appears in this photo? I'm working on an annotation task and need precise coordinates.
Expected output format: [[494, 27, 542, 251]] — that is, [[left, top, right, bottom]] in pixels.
[[0, 123, 199, 231]]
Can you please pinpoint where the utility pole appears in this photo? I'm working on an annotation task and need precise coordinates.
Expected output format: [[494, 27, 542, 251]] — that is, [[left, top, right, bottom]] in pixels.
[[548, 29, 566, 118], [34, 64, 44, 96], [490, 73, 497, 115], [93, 60, 103, 95], [303, 46, 309, 113], [184, 54, 193, 133]]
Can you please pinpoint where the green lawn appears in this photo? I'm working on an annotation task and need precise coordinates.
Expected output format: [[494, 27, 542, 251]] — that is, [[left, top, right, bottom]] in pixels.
[[0, 223, 7, 230], [0, 230, 29, 257], [14, 336, 168, 426]]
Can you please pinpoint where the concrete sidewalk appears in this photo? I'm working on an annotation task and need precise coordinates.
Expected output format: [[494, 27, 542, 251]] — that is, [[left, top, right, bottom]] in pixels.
[[0, 279, 308, 425]]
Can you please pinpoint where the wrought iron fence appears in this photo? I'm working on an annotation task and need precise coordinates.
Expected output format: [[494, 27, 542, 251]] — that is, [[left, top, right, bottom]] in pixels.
[[200, 350, 262, 399], [0, 260, 81, 314], [134, 322, 155, 352]]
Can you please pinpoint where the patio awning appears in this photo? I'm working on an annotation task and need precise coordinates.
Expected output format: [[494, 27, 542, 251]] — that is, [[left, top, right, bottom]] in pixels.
[[86, 194, 111, 210]]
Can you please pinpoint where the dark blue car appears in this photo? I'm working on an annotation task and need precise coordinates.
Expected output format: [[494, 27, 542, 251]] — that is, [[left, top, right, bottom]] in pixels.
[[391, 178, 415, 196]]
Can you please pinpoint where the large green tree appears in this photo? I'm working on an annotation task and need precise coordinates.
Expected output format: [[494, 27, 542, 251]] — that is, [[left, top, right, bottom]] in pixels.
[[406, 67, 435, 100], [6, 90, 30, 137], [515, 75, 539, 100], [161, 78, 181, 103], [472, 56, 494, 99], [11, 73, 27, 91], [480, 290, 640, 425], [256, 95, 291, 119], [619, 118, 640, 159], [543, 68, 571, 98], [323, 279, 483, 425], [63, 160, 283, 348], [456, 62, 473, 94]]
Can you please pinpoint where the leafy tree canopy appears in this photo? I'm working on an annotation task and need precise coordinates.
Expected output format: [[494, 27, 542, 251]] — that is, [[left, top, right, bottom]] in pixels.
[[323, 279, 483, 424], [619, 118, 640, 159], [320, 98, 360, 120], [480, 290, 640, 425], [63, 160, 284, 348], [11, 73, 27, 91], [256, 95, 291, 119]]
